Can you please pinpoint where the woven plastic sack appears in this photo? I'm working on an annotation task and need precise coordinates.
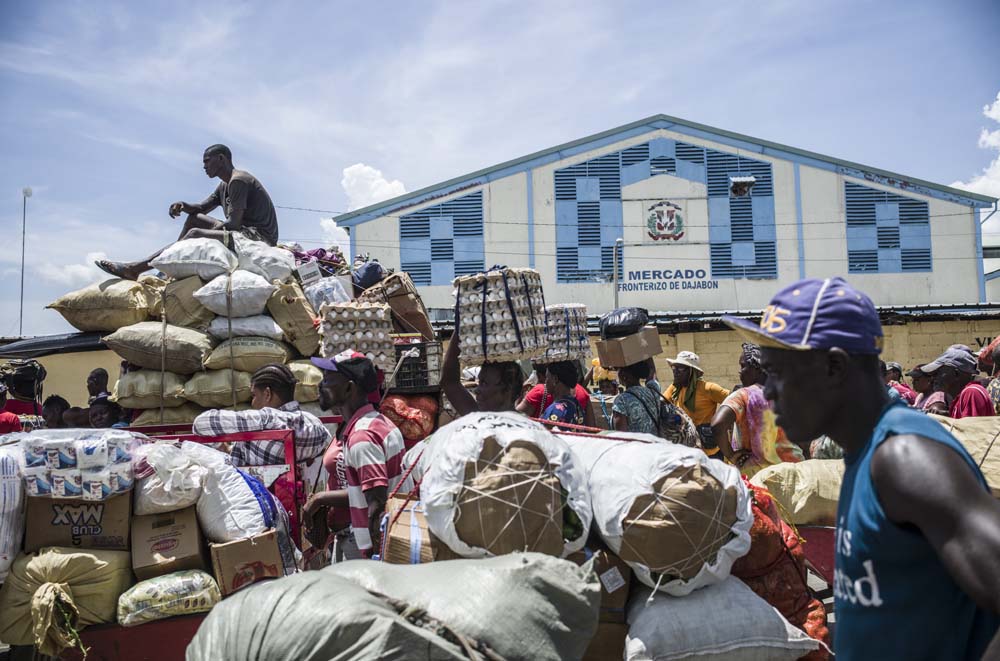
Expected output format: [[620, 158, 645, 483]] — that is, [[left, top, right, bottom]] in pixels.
[[189, 571, 492, 660], [304, 276, 351, 313], [149, 238, 237, 280], [132, 402, 205, 427], [731, 482, 830, 658], [195, 270, 276, 318], [288, 360, 322, 403], [267, 280, 321, 356], [117, 570, 220, 627], [183, 369, 252, 408], [203, 337, 292, 372], [626, 578, 822, 661], [157, 276, 215, 330], [208, 314, 284, 341], [183, 442, 273, 543], [133, 443, 207, 515], [561, 432, 752, 596], [103, 322, 216, 374], [46, 278, 152, 332], [381, 394, 438, 447], [0, 547, 133, 656], [932, 414, 1000, 495], [329, 553, 600, 661], [1, 443, 24, 582], [232, 234, 295, 284], [750, 459, 843, 526], [418, 412, 591, 558], [111, 370, 186, 409]]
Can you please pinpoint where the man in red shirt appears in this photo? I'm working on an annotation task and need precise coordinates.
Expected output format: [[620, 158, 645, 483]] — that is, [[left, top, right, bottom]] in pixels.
[[516, 361, 596, 428], [0, 384, 23, 434], [923, 347, 995, 419], [304, 351, 405, 558]]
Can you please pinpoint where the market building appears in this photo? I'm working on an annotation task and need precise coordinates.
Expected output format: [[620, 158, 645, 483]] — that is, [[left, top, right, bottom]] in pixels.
[[336, 114, 1000, 385]]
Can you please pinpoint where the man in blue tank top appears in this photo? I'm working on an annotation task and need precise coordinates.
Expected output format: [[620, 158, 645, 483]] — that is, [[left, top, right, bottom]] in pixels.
[[724, 277, 1000, 660]]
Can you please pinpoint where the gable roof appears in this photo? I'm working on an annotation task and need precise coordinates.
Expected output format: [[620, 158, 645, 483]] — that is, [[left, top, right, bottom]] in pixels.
[[335, 113, 997, 228]]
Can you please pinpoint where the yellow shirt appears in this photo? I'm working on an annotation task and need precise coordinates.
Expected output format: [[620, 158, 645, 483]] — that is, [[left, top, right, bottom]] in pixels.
[[663, 380, 730, 426]]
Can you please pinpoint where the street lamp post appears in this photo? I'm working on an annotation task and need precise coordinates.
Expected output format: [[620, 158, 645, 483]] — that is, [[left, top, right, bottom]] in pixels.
[[20, 186, 32, 337]]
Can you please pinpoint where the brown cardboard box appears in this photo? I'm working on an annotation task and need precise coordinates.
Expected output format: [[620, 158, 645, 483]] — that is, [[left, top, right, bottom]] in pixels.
[[568, 548, 632, 623], [210, 530, 283, 596], [25, 492, 131, 552], [582, 621, 628, 661], [131, 507, 207, 581], [596, 327, 662, 368], [381, 496, 459, 564]]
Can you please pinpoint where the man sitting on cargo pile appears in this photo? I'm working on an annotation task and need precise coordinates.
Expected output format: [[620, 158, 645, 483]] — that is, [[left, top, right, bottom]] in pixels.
[[723, 276, 1000, 660], [96, 144, 279, 280], [305, 351, 405, 558], [663, 351, 730, 456], [516, 361, 597, 428], [921, 347, 995, 419]]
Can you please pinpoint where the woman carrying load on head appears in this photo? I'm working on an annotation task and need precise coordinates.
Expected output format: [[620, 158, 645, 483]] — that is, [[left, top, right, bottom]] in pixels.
[[612, 358, 699, 446], [440, 324, 524, 417], [710, 342, 804, 477], [541, 361, 585, 430]]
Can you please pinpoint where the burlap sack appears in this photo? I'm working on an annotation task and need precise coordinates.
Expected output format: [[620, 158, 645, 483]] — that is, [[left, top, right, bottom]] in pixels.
[[132, 402, 206, 427], [267, 281, 320, 356], [47, 278, 153, 332], [453, 437, 565, 556], [750, 460, 844, 526], [288, 360, 322, 403], [158, 276, 215, 330], [932, 414, 1000, 496], [184, 369, 252, 408], [0, 547, 133, 656], [203, 336, 292, 372], [103, 322, 216, 374], [111, 370, 186, 408], [358, 272, 435, 341]]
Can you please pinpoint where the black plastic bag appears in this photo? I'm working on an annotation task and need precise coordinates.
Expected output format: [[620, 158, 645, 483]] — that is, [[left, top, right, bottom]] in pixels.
[[599, 307, 649, 339]]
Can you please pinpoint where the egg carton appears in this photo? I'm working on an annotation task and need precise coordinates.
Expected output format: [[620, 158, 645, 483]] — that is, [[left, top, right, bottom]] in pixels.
[[539, 304, 590, 364], [453, 267, 548, 366], [320, 301, 396, 371]]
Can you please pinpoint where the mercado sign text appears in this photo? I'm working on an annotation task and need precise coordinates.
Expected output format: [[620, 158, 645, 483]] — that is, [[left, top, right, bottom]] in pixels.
[[619, 269, 720, 292]]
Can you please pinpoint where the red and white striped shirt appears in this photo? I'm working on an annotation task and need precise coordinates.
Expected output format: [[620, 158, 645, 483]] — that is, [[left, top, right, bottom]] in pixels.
[[342, 404, 405, 554]]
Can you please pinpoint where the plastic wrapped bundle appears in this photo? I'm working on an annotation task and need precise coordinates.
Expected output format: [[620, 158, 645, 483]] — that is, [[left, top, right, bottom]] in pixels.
[[188, 553, 600, 661], [118, 570, 221, 627], [417, 412, 591, 558], [16, 429, 139, 501], [540, 303, 589, 364], [453, 267, 547, 366], [0, 444, 24, 582], [319, 301, 395, 372], [561, 432, 752, 596]]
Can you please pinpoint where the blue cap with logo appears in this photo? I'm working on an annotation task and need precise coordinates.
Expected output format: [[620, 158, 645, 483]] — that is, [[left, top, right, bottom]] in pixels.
[[722, 276, 883, 354]]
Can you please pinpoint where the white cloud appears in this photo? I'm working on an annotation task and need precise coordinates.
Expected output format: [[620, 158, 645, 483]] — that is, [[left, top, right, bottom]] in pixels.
[[35, 251, 109, 287], [340, 163, 406, 211], [319, 217, 351, 258], [951, 90, 1000, 200]]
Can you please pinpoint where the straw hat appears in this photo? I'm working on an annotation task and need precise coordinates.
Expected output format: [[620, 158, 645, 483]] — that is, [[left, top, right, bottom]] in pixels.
[[665, 351, 703, 373]]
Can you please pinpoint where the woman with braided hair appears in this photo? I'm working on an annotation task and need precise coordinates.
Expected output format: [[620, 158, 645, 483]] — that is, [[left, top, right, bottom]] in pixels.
[[710, 342, 804, 477]]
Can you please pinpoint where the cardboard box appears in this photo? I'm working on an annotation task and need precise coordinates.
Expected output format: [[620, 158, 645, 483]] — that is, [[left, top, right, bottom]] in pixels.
[[568, 548, 632, 623], [596, 326, 662, 368], [131, 507, 207, 581], [25, 492, 131, 552], [381, 496, 459, 564], [582, 621, 628, 661], [210, 530, 283, 596]]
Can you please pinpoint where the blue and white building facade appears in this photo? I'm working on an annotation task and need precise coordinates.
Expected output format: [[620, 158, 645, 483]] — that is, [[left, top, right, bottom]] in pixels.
[[336, 115, 998, 315]]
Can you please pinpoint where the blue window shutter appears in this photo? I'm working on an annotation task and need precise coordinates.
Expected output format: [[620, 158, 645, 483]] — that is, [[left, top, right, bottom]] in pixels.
[[621, 161, 650, 186], [400, 237, 431, 264], [751, 196, 776, 242], [845, 183, 930, 274], [454, 236, 484, 263], [578, 245, 602, 270], [900, 224, 930, 249], [400, 190, 483, 285], [878, 249, 901, 273], [600, 200, 623, 245], [731, 242, 756, 266], [649, 138, 676, 159], [431, 260, 455, 284], [675, 160, 706, 183], [431, 216, 453, 239], [875, 202, 899, 226], [555, 200, 578, 245]]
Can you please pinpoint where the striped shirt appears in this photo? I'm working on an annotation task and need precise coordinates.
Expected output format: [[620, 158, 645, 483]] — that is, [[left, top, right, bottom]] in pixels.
[[192, 401, 331, 466], [341, 404, 405, 554]]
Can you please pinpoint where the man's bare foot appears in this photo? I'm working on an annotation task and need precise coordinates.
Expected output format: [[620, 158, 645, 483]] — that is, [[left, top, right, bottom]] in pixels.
[[95, 260, 146, 281]]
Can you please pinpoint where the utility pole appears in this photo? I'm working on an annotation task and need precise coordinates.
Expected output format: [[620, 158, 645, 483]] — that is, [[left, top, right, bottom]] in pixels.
[[612, 237, 623, 309], [20, 187, 32, 337]]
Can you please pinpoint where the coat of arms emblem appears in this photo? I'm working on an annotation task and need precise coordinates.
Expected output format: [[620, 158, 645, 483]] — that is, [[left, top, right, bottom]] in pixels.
[[646, 200, 685, 241]]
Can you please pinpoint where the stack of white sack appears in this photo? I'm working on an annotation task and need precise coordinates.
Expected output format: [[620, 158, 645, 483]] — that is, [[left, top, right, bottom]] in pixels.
[[415, 412, 592, 558], [40, 237, 327, 426], [17, 429, 140, 501], [559, 431, 753, 596]]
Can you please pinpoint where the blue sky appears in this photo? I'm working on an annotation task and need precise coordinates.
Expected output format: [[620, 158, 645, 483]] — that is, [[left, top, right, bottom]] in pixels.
[[2, 0, 999, 336]]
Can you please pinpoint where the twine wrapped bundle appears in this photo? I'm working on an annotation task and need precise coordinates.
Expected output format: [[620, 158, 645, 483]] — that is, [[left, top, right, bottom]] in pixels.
[[540, 304, 589, 364], [319, 301, 395, 371]]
